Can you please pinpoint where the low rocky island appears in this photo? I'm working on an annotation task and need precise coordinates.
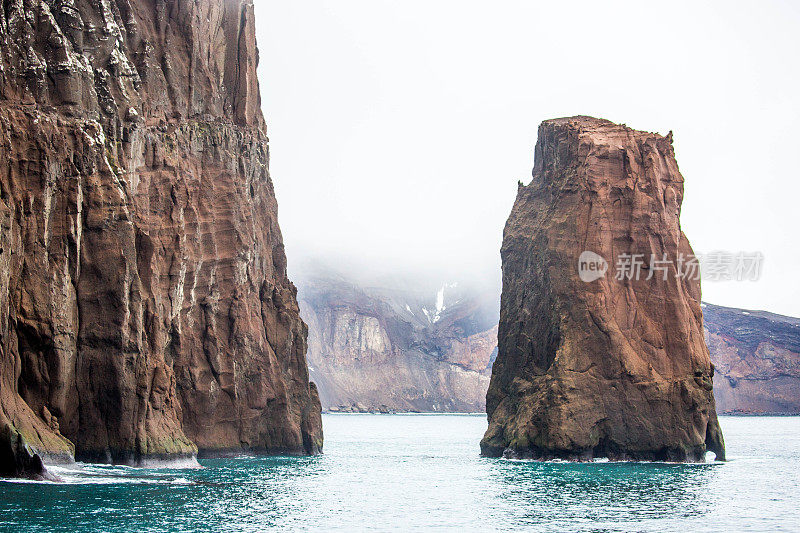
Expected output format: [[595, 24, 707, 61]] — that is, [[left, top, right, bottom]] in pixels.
[[481, 116, 726, 461]]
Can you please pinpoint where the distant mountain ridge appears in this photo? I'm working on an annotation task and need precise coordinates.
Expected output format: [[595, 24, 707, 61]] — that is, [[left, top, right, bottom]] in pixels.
[[295, 265, 800, 415], [703, 303, 800, 414]]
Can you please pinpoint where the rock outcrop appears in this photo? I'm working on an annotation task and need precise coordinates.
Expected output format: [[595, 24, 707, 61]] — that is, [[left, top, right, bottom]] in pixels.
[[296, 266, 497, 412], [0, 0, 321, 477], [482, 117, 725, 461], [704, 303, 800, 414]]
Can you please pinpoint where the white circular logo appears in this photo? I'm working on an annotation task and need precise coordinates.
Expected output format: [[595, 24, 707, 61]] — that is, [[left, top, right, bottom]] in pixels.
[[578, 251, 608, 282]]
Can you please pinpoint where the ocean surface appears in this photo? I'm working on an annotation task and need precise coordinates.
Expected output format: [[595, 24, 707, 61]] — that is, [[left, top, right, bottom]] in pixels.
[[1, 415, 798, 532]]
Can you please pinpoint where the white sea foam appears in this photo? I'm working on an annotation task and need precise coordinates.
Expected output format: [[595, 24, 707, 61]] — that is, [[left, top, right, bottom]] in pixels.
[[498, 456, 724, 466], [137, 456, 202, 469], [1, 457, 203, 486]]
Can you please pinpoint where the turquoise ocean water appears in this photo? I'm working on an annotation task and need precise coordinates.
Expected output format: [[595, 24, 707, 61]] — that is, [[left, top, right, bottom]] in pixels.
[[1, 415, 798, 532]]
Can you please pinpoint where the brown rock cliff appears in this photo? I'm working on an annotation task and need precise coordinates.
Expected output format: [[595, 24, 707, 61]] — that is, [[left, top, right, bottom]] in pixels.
[[0, 0, 321, 477], [482, 117, 725, 461]]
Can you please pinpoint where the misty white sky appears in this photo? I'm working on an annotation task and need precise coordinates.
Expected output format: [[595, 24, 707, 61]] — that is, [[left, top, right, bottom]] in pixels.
[[254, 0, 800, 317]]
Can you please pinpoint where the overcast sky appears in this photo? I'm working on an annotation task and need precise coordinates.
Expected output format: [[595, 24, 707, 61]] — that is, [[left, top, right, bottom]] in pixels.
[[254, 0, 800, 317]]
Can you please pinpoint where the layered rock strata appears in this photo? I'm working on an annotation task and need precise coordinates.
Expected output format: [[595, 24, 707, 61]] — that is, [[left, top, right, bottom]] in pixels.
[[296, 268, 497, 412], [0, 0, 321, 477], [482, 117, 725, 461]]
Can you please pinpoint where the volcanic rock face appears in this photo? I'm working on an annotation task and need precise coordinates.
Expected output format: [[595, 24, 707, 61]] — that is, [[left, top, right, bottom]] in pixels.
[[482, 117, 725, 461], [704, 303, 800, 414], [296, 267, 497, 412], [0, 0, 321, 476]]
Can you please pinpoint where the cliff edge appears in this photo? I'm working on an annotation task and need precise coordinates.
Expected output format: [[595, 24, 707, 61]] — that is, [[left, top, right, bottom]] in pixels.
[[0, 0, 322, 477]]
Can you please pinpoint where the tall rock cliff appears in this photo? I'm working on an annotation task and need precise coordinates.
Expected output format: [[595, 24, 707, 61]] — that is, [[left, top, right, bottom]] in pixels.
[[295, 266, 497, 412], [482, 117, 725, 462], [0, 0, 321, 477]]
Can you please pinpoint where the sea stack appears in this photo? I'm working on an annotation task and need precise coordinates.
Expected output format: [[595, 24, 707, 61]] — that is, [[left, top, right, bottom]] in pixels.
[[481, 117, 725, 462], [0, 0, 321, 477]]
